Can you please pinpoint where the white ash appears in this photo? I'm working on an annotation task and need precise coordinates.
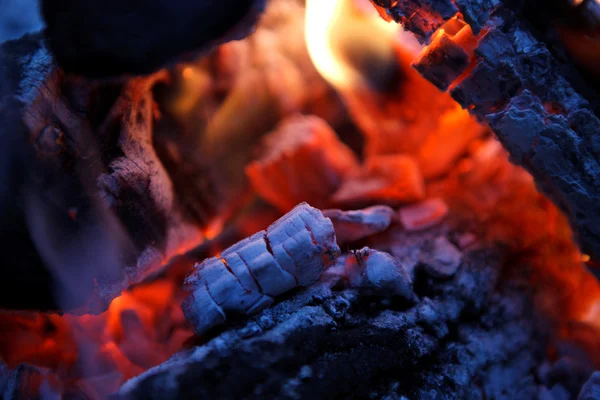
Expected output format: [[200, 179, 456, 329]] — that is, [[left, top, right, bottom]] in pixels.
[[182, 202, 340, 335], [341, 247, 414, 300], [323, 206, 394, 244]]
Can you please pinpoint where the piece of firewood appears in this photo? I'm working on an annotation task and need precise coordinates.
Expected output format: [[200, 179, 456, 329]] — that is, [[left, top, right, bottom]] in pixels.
[[0, 35, 217, 313], [323, 206, 395, 245], [181, 203, 341, 336], [246, 115, 359, 212], [40, 0, 267, 77], [119, 241, 581, 399], [331, 155, 425, 207], [370, 0, 600, 262]]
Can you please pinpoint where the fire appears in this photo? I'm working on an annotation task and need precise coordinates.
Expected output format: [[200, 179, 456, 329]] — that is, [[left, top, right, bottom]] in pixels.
[[2, 0, 600, 397], [305, 0, 402, 91]]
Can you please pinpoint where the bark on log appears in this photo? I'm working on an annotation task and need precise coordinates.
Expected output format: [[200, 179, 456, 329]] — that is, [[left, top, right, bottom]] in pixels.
[[371, 0, 600, 263], [118, 236, 592, 399], [40, 0, 266, 77]]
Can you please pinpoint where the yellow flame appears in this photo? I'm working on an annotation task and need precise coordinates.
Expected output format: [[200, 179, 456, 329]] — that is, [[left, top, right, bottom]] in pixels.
[[305, 0, 400, 90]]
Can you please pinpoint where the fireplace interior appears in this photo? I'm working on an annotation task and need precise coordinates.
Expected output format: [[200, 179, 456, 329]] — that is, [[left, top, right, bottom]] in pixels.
[[1, 0, 600, 399]]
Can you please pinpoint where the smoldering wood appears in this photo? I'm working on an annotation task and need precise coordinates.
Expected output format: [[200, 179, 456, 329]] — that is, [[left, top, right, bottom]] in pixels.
[[0, 35, 223, 313], [0, 0, 341, 313], [119, 233, 591, 399], [331, 155, 426, 208], [371, 0, 600, 263], [40, 0, 266, 77], [245, 115, 359, 212], [181, 203, 341, 336]]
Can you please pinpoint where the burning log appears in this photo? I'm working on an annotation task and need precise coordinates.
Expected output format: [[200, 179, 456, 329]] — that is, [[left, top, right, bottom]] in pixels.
[[0, 35, 222, 313], [181, 203, 340, 336], [40, 0, 267, 77], [370, 0, 600, 263], [245, 115, 359, 212], [119, 230, 588, 399]]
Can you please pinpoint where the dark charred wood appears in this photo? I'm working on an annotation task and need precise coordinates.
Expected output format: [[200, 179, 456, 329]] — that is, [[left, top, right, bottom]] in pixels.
[[372, 0, 600, 263], [0, 35, 220, 313], [118, 239, 592, 400], [40, 0, 266, 78]]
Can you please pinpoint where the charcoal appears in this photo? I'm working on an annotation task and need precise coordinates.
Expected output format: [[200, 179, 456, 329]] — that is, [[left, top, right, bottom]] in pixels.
[[119, 234, 568, 399], [370, 0, 600, 262], [0, 35, 221, 312], [41, 0, 266, 77], [246, 115, 359, 212], [332, 155, 426, 207], [371, 0, 458, 42], [413, 33, 470, 91]]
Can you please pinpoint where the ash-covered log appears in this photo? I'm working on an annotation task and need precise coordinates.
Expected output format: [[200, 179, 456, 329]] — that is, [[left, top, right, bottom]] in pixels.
[[40, 0, 266, 77], [371, 0, 600, 263], [119, 228, 591, 399]]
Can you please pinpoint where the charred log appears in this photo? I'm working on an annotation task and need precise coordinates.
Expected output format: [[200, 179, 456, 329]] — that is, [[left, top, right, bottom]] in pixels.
[[119, 239, 590, 399], [0, 35, 216, 313], [371, 0, 600, 264], [40, 0, 266, 77]]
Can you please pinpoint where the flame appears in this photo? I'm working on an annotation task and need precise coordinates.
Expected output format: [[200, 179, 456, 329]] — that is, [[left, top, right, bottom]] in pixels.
[[305, 0, 401, 90]]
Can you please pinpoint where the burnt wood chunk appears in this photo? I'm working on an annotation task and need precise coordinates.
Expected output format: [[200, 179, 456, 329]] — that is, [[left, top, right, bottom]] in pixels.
[[182, 203, 340, 336], [246, 115, 359, 212], [120, 242, 580, 399], [0, 35, 218, 313], [41, 0, 266, 77], [332, 155, 425, 207], [370, 0, 600, 262]]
